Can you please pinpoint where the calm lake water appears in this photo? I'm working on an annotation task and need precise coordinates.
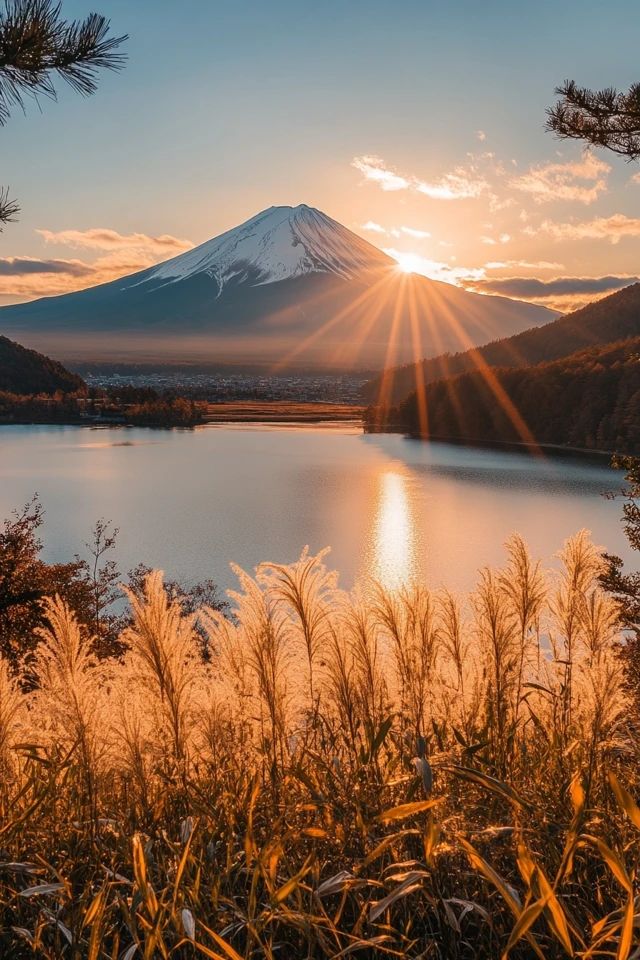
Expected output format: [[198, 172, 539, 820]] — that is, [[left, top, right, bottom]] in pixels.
[[0, 423, 633, 596]]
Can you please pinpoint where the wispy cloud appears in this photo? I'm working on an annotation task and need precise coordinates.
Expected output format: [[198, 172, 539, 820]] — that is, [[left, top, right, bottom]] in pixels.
[[480, 233, 510, 246], [484, 259, 565, 270], [511, 152, 610, 204], [476, 130, 486, 142], [351, 156, 410, 192], [416, 170, 488, 200], [400, 226, 431, 239], [0, 256, 93, 276], [535, 213, 640, 244], [352, 155, 487, 200], [37, 227, 193, 255], [361, 220, 387, 234], [466, 275, 637, 299], [360, 221, 431, 239], [461, 272, 638, 312], [0, 227, 195, 300]]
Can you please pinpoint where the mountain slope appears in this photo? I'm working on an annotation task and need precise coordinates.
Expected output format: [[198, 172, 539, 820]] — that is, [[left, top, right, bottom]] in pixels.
[[387, 336, 640, 454], [0, 336, 85, 395], [0, 205, 556, 368], [365, 282, 640, 403]]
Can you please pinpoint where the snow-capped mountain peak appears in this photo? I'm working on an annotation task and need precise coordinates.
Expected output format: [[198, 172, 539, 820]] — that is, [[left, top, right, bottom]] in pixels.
[[127, 204, 393, 295]]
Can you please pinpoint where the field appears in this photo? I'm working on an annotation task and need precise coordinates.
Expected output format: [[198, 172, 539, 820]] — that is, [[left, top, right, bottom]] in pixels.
[[203, 402, 365, 423], [1, 534, 639, 958]]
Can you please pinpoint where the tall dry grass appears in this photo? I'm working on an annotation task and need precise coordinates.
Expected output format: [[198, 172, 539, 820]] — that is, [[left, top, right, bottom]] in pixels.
[[0, 531, 638, 959]]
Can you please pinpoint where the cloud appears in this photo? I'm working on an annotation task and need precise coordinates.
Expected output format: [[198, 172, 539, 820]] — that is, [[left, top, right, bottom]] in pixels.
[[0, 256, 93, 276], [416, 169, 488, 200], [0, 225, 195, 300], [511, 152, 610, 204], [461, 272, 638, 312], [465, 275, 638, 299], [352, 155, 487, 200], [361, 220, 387, 234], [400, 226, 431, 239], [484, 259, 565, 270], [360, 222, 431, 239], [352, 156, 410, 191], [480, 234, 510, 245], [476, 130, 486, 142], [384, 247, 485, 284], [536, 213, 640, 244], [37, 227, 193, 255], [631, 171, 640, 184]]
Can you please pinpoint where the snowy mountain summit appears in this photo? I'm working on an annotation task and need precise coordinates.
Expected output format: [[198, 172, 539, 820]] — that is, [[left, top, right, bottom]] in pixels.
[[0, 203, 557, 367], [135, 204, 394, 295]]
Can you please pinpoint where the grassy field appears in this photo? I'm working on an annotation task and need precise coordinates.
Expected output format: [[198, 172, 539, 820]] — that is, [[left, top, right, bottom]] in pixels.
[[203, 401, 364, 423], [1, 534, 639, 958]]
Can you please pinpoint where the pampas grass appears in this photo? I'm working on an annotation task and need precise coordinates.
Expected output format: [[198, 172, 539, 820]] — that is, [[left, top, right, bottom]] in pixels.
[[0, 531, 638, 959]]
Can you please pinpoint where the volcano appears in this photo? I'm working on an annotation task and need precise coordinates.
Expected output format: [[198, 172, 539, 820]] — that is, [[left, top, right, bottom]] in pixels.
[[0, 205, 556, 368]]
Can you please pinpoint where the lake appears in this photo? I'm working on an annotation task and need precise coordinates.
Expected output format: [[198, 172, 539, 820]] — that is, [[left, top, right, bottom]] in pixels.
[[0, 423, 633, 597]]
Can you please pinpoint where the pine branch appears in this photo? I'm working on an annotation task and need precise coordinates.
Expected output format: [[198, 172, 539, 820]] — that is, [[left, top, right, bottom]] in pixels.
[[0, 1, 126, 227], [0, 0, 127, 125], [546, 80, 640, 160], [0, 184, 19, 226]]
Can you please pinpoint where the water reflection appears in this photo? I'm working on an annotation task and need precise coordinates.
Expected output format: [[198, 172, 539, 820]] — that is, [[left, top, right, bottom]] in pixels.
[[370, 467, 418, 589]]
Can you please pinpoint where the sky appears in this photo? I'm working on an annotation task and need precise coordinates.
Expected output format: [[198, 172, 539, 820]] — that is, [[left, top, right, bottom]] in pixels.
[[2, 0, 640, 313]]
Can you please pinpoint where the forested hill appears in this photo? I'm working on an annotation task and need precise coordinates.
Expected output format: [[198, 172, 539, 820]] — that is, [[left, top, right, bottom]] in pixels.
[[381, 337, 639, 454], [365, 282, 640, 405], [0, 336, 85, 395]]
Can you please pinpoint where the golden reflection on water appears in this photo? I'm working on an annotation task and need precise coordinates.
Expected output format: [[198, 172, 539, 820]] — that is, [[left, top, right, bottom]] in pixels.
[[370, 467, 418, 589]]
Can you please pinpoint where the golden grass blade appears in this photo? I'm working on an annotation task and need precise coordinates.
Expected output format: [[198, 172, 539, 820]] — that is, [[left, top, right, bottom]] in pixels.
[[198, 921, 245, 960], [501, 897, 548, 959], [536, 867, 574, 955], [369, 879, 423, 923], [374, 799, 440, 823], [448, 766, 531, 811], [584, 836, 633, 893], [459, 838, 546, 960], [609, 773, 640, 832], [617, 894, 635, 960]]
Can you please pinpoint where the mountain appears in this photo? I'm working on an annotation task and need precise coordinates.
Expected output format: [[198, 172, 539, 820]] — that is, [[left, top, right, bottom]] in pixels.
[[0, 205, 556, 369], [0, 336, 85, 395], [384, 336, 640, 454], [365, 282, 640, 404]]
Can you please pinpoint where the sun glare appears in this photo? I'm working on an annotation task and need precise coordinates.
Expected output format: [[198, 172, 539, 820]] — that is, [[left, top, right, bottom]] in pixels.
[[393, 251, 418, 274], [370, 468, 418, 589]]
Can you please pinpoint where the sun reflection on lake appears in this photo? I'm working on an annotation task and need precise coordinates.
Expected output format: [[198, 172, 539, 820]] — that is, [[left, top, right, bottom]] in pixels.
[[370, 467, 418, 589]]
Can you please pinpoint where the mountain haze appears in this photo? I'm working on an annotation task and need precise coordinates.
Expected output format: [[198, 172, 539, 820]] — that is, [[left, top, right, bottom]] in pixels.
[[0, 205, 555, 369]]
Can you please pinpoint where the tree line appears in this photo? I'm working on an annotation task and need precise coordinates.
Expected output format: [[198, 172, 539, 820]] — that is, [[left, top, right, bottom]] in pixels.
[[367, 336, 640, 454]]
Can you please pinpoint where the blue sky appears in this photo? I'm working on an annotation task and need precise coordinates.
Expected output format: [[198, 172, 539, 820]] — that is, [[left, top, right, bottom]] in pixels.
[[3, 0, 640, 310]]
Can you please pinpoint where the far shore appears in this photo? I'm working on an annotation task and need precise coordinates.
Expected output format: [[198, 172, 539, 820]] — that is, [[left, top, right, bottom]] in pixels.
[[0, 404, 621, 463], [202, 401, 364, 423]]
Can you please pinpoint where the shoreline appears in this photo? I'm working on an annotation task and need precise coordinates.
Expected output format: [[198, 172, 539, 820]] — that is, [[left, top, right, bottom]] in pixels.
[[0, 401, 366, 429], [365, 427, 617, 463], [0, 408, 622, 463]]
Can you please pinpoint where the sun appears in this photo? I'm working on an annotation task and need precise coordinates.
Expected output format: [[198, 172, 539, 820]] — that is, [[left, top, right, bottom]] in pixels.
[[393, 251, 418, 274]]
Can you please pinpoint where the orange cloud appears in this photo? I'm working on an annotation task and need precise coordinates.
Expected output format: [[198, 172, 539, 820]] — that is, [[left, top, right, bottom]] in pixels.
[[0, 227, 195, 301], [352, 155, 488, 200], [37, 227, 193, 255], [510, 152, 610, 204], [352, 156, 411, 191], [535, 213, 640, 244]]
